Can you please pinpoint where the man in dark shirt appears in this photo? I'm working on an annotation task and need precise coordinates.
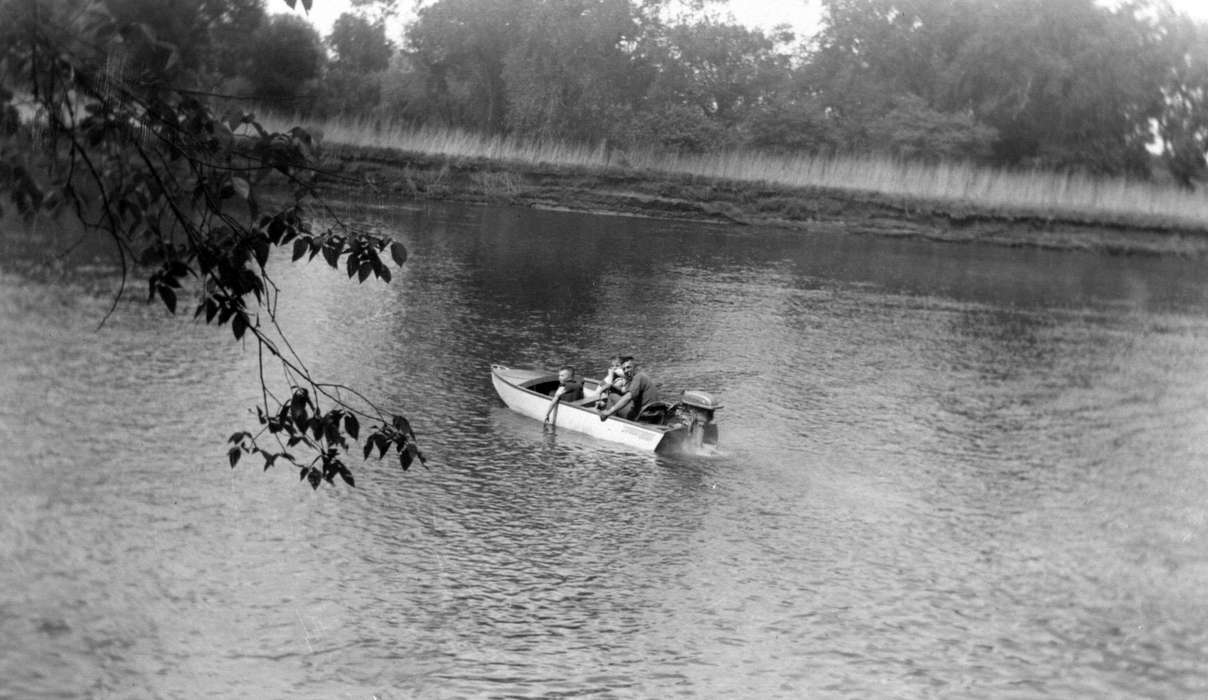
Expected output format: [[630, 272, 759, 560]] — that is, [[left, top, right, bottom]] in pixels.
[[544, 365, 584, 424], [599, 356, 656, 422]]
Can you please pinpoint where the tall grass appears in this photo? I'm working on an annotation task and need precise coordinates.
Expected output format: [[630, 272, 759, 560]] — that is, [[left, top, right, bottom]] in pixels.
[[265, 113, 1208, 229]]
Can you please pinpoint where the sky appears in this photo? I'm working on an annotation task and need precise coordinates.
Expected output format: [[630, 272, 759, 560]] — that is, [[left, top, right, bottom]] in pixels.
[[281, 0, 1208, 38]]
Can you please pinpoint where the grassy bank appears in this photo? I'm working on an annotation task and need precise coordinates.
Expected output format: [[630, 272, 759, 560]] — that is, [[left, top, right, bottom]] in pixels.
[[259, 113, 1208, 251]]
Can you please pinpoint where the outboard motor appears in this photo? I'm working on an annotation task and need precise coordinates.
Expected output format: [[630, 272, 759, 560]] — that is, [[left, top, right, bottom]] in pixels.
[[677, 389, 722, 447]]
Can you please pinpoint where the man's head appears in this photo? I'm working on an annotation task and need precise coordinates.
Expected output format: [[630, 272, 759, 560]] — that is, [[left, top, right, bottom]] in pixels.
[[620, 356, 636, 379], [558, 366, 576, 383]]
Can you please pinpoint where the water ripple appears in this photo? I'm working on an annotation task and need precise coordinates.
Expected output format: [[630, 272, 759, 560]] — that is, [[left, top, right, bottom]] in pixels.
[[4, 207, 1208, 697]]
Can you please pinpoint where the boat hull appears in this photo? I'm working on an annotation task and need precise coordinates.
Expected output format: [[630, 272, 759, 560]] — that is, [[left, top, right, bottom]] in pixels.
[[491, 364, 683, 451]]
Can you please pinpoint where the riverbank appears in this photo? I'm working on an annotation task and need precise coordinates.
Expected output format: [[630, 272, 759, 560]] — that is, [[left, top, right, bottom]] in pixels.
[[313, 143, 1208, 257]]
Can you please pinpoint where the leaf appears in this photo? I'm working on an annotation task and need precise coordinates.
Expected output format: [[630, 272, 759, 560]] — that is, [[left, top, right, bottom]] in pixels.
[[362, 438, 374, 460], [228, 431, 248, 444], [168, 260, 191, 278], [322, 243, 339, 268], [291, 237, 308, 262], [290, 392, 310, 427], [307, 469, 321, 489], [157, 285, 177, 314], [228, 447, 241, 468], [400, 446, 412, 471], [344, 413, 359, 440], [357, 260, 372, 283], [267, 217, 285, 240], [230, 177, 249, 200], [389, 241, 408, 266], [277, 402, 292, 427], [252, 238, 270, 268], [405, 442, 424, 467], [231, 312, 248, 340], [392, 415, 413, 437], [338, 468, 355, 487]]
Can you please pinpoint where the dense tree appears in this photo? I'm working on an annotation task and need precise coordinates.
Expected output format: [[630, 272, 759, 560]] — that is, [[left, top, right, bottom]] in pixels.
[[746, 99, 842, 154], [805, 0, 1173, 173], [1156, 9, 1208, 187], [628, 102, 733, 152], [643, 19, 790, 129], [953, 0, 1166, 173], [502, 0, 647, 142], [207, 0, 269, 84], [377, 53, 441, 123], [329, 12, 394, 73], [804, 0, 957, 147], [1, 0, 423, 487], [399, 0, 793, 150], [102, 0, 268, 87], [404, 0, 529, 131], [243, 13, 326, 105], [314, 12, 396, 117], [866, 94, 997, 161], [224, 0, 1205, 175]]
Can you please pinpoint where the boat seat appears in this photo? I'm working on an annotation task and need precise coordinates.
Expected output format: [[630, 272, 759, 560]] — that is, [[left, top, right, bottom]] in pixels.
[[635, 400, 675, 424]]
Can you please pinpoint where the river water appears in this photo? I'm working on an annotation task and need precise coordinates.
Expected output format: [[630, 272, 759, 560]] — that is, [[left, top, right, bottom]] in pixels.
[[2, 202, 1207, 698]]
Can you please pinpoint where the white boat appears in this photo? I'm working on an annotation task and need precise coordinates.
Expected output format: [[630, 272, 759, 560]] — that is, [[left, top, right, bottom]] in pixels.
[[490, 363, 721, 452]]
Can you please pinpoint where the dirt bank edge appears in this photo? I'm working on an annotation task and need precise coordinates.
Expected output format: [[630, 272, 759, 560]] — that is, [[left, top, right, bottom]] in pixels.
[[319, 146, 1208, 257]]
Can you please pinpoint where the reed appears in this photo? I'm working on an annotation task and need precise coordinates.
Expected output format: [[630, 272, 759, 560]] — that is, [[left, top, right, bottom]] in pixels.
[[264, 113, 1208, 229]]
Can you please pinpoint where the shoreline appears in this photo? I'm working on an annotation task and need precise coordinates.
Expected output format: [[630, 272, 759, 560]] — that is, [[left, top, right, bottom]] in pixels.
[[316, 145, 1208, 257]]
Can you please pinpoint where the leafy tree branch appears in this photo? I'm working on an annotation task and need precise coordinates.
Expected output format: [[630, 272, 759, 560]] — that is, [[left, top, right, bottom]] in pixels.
[[1, 0, 424, 487]]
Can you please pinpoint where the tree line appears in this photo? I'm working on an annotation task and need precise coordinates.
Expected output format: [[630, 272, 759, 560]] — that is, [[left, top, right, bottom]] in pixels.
[[150, 0, 1208, 186]]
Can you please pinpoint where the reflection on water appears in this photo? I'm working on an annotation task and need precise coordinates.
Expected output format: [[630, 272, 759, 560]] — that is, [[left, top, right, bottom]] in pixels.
[[2, 202, 1208, 698]]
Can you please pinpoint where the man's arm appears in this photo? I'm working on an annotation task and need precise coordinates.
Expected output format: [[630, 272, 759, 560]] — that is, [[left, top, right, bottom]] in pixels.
[[545, 386, 567, 423], [600, 390, 633, 421]]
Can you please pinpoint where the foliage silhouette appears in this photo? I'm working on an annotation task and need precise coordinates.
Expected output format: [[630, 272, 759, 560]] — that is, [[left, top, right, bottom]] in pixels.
[[0, 0, 424, 488]]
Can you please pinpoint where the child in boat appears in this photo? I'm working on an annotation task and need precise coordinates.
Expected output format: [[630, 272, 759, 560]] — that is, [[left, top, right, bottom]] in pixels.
[[544, 366, 584, 424], [599, 356, 656, 422]]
